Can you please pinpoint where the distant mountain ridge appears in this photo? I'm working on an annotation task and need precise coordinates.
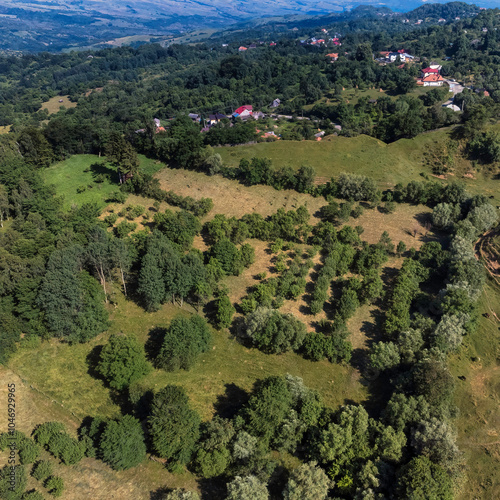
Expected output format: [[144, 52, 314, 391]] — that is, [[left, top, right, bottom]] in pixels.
[[0, 0, 494, 21], [0, 0, 494, 53]]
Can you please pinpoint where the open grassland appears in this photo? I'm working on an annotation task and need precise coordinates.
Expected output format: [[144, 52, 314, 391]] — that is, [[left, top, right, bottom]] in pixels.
[[218, 131, 451, 186], [217, 130, 500, 204], [8, 285, 367, 424], [0, 369, 198, 500], [40, 95, 77, 114], [154, 165, 434, 242], [450, 280, 500, 500], [42, 154, 118, 210], [42, 154, 164, 210], [155, 167, 326, 220]]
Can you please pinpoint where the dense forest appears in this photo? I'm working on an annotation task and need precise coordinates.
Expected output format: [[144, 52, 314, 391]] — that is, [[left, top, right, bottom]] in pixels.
[[1, 3, 500, 500]]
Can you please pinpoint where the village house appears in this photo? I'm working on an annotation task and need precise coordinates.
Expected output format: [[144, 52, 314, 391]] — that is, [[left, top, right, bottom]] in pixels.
[[270, 98, 281, 108], [420, 67, 440, 78], [445, 103, 461, 112], [260, 130, 279, 140], [417, 74, 445, 87], [232, 105, 253, 119], [326, 53, 339, 62], [389, 50, 414, 62], [238, 46, 247, 52], [207, 113, 227, 126], [377, 50, 414, 64]]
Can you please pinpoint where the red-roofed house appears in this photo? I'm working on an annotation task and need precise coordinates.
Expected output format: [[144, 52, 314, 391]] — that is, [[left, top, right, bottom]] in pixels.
[[421, 67, 439, 77], [326, 53, 339, 62], [233, 105, 253, 119], [238, 46, 247, 52], [417, 74, 445, 87]]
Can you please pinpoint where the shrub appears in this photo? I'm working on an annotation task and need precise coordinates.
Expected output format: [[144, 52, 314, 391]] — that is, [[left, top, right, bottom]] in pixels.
[[103, 213, 118, 226], [244, 307, 307, 354], [45, 476, 64, 497], [32, 422, 85, 465], [31, 460, 53, 482]]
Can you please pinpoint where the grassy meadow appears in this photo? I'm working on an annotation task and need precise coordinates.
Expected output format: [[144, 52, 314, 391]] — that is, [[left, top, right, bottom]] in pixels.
[[40, 95, 77, 115], [217, 129, 500, 204], [302, 84, 436, 110], [449, 280, 500, 500], [42, 154, 164, 210]]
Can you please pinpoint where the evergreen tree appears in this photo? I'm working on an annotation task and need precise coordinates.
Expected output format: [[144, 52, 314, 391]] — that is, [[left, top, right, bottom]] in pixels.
[[396, 456, 452, 500], [214, 291, 235, 329], [138, 253, 165, 311], [156, 315, 211, 372], [37, 247, 109, 343], [99, 415, 147, 470], [148, 385, 201, 469], [96, 333, 151, 390]]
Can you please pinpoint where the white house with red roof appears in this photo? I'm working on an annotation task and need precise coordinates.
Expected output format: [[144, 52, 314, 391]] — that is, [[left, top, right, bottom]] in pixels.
[[233, 105, 253, 119], [421, 67, 440, 78], [417, 74, 445, 87]]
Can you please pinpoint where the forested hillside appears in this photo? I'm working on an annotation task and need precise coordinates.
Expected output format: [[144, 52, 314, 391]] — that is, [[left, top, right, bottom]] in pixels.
[[1, 4, 499, 500]]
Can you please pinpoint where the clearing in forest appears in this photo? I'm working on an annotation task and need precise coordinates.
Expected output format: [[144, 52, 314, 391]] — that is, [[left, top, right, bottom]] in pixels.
[[40, 95, 77, 114]]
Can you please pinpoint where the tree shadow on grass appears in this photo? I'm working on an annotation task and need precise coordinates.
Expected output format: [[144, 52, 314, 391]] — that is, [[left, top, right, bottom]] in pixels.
[[213, 383, 249, 419], [90, 161, 116, 182], [198, 477, 228, 500], [145, 326, 166, 363], [85, 344, 104, 381]]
